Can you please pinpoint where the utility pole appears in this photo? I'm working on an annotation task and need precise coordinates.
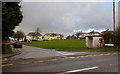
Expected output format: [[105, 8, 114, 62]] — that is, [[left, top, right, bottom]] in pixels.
[[113, 0, 115, 32], [113, 0, 116, 45]]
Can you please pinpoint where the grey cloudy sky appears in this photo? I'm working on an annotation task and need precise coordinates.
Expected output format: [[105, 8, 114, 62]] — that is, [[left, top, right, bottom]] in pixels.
[[14, 2, 118, 36]]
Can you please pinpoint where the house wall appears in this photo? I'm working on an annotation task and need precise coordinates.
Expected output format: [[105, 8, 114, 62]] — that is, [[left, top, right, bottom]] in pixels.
[[26, 36, 32, 40], [26, 36, 42, 41], [9, 37, 24, 41], [43, 35, 60, 40]]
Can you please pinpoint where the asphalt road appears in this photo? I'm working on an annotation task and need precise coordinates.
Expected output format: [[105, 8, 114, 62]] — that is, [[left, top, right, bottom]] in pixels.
[[2, 53, 119, 73]]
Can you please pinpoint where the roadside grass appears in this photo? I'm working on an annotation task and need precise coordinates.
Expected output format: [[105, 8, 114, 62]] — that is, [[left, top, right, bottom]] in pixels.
[[22, 39, 119, 52]]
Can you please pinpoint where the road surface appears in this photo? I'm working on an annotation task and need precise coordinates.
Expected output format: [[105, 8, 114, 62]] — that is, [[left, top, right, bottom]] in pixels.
[[11, 45, 89, 59], [2, 52, 119, 73]]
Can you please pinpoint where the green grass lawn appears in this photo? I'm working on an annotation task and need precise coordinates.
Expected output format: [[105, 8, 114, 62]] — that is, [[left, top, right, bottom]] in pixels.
[[22, 39, 119, 52]]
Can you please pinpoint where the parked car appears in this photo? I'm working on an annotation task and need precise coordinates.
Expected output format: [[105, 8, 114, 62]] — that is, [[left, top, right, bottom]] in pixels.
[[13, 41, 22, 48]]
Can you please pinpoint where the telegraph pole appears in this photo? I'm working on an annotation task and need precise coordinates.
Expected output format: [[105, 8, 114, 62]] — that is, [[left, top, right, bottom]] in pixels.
[[113, 0, 115, 32], [113, 0, 116, 45]]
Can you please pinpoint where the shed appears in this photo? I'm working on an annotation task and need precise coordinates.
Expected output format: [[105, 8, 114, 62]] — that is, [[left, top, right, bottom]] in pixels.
[[86, 35, 104, 48]]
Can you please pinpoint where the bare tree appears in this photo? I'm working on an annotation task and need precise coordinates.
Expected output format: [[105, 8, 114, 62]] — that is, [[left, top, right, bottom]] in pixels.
[[35, 28, 41, 40], [75, 32, 83, 38], [66, 35, 71, 40], [13, 30, 25, 41], [59, 34, 64, 39]]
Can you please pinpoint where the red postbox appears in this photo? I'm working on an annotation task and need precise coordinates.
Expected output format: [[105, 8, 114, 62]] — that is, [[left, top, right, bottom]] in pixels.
[[99, 38, 102, 43], [99, 38, 102, 48]]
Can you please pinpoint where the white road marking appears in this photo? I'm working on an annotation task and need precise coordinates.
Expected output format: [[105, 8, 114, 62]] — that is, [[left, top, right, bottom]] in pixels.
[[34, 61, 43, 63], [51, 59, 57, 61], [64, 66, 98, 73], [100, 54, 104, 56], [83, 56, 88, 57], [62, 56, 68, 58], [63, 53, 117, 60], [79, 56, 85, 58], [34, 61, 39, 63], [68, 57, 76, 59], [57, 52, 75, 55], [110, 64, 112, 66], [113, 53, 117, 54], [21, 63, 28, 64], [2, 64, 13, 67], [21, 62, 31, 64], [93, 55, 97, 56], [107, 53, 111, 55]]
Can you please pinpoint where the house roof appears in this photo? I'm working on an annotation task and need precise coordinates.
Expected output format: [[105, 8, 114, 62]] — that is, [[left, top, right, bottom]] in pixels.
[[75, 31, 100, 36], [44, 33, 59, 36], [89, 30, 100, 34], [27, 32, 42, 36]]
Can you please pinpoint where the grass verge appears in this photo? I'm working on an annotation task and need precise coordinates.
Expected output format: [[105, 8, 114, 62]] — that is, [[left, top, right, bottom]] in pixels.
[[2, 53, 13, 58], [22, 39, 119, 52]]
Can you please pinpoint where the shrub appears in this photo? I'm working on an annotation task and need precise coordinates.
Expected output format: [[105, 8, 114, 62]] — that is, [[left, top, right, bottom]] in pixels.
[[114, 27, 120, 47]]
